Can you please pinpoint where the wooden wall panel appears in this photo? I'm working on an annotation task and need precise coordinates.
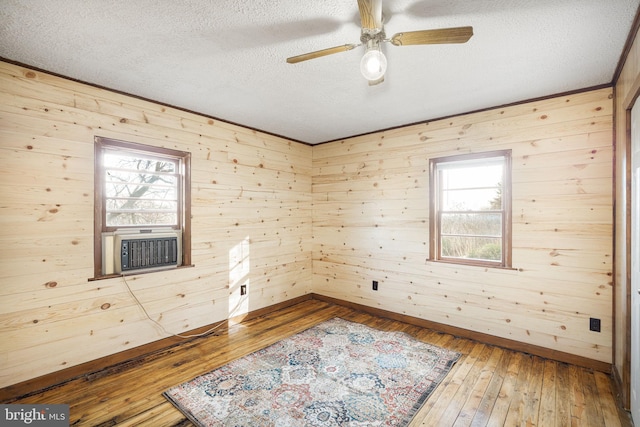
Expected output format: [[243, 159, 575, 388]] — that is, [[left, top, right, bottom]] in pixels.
[[312, 88, 614, 364], [0, 61, 312, 388], [0, 58, 618, 390]]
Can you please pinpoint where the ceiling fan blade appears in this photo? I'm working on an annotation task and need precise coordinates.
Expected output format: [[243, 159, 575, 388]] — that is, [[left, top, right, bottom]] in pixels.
[[357, 0, 383, 30], [286, 44, 358, 64], [390, 26, 473, 46]]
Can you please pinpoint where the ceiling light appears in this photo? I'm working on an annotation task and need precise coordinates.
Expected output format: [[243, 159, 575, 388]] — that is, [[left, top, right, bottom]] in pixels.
[[360, 46, 387, 81]]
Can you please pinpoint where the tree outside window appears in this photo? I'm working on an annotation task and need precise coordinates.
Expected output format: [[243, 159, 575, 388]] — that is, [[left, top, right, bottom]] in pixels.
[[104, 152, 179, 228]]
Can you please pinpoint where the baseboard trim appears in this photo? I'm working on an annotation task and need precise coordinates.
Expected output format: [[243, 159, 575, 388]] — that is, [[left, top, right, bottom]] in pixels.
[[612, 364, 632, 414], [311, 293, 613, 374], [0, 294, 313, 402]]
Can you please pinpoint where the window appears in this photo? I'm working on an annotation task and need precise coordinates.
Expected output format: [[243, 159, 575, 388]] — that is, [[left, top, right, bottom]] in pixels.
[[93, 137, 191, 278], [429, 150, 511, 268]]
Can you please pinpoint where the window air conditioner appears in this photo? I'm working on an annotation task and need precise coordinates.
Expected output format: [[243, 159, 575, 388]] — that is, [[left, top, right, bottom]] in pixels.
[[102, 229, 182, 275]]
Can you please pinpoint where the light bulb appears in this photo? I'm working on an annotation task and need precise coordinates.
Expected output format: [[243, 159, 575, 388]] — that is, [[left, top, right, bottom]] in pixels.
[[360, 48, 387, 81]]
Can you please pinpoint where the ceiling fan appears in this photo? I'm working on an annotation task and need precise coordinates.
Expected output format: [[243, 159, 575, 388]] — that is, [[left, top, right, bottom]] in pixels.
[[286, 0, 473, 85]]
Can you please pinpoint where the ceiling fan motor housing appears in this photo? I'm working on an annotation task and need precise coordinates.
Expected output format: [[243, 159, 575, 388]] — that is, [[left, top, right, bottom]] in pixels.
[[360, 28, 386, 45]]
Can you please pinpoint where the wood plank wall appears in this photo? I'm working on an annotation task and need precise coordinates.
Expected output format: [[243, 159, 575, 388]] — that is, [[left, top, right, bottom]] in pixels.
[[0, 61, 313, 388], [312, 88, 614, 365], [613, 21, 640, 408], [0, 59, 616, 391]]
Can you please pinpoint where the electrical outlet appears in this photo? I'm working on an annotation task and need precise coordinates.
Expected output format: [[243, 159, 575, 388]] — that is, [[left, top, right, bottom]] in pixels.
[[372, 280, 378, 291], [240, 284, 247, 296], [589, 317, 601, 332]]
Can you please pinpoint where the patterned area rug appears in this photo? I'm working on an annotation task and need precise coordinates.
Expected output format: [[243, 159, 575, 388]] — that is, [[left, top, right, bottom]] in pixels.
[[164, 318, 460, 426]]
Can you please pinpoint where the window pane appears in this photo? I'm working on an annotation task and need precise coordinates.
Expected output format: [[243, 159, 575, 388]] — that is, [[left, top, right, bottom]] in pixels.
[[106, 181, 178, 200], [104, 150, 179, 227], [441, 236, 502, 261], [106, 198, 177, 212], [104, 153, 176, 173], [441, 213, 502, 236], [106, 211, 177, 227], [106, 171, 178, 194], [442, 188, 502, 211], [440, 163, 502, 189]]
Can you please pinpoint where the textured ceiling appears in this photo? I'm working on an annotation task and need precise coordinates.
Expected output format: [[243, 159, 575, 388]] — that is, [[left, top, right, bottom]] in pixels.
[[1, 0, 638, 144]]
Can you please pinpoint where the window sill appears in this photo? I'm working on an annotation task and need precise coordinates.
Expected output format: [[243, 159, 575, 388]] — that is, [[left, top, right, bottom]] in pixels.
[[89, 264, 195, 281], [426, 259, 518, 271]]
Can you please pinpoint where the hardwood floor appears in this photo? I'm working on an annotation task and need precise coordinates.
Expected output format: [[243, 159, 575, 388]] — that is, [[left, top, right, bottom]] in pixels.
[[4, 299, 633, 426]]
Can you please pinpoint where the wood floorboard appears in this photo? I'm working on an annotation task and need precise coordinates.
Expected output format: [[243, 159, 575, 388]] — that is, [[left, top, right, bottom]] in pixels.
[[4, 299, 633, 426], [554, 362, 571, 427], [569, 364, 587, 427], [485, 351, 523, 427], [502, 353, 532, 426], [471, 349, 511, 426], [540, 360, 558, 426], [523, 356, 546, 426]]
